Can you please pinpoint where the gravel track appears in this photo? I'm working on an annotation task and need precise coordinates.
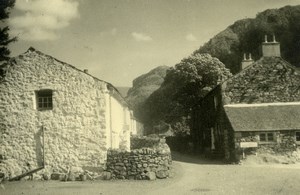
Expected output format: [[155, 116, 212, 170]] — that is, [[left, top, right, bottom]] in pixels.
[[1, 152, 300, 195]]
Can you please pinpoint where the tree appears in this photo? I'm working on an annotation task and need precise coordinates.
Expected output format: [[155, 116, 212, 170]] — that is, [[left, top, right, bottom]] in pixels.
[[143, 53, 232, 135], [0, 0, 16, 63]]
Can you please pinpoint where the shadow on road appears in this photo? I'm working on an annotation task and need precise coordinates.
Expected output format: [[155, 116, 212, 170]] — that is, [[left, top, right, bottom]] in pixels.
[[171, 151, 226, 165]]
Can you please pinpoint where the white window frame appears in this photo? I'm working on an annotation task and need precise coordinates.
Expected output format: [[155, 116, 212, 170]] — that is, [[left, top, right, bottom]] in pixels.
[[36, 89, 53, 110], [259, 132, 275, 143], [295, 131, 300, 145]]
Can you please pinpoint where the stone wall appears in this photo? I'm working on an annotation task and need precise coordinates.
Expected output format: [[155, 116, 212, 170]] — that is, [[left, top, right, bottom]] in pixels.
[[0, 48, 109, 179], [191, 86, 226, 156], [106, 147, 171, 180], [106, 138, 171, 180], [234, 131, 299, 162]]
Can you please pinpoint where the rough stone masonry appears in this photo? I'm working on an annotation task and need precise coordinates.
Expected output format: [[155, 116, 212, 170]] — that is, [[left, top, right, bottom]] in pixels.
[[106, 138, 172, 180], [0, 48, 131, 179]]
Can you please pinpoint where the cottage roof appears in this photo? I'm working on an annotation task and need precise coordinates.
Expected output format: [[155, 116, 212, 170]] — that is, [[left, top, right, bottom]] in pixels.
[[220, 56, 300, 104], [193, 55, 300, 109], [225, 56, 300, 82], [224, 102, 300, 132]]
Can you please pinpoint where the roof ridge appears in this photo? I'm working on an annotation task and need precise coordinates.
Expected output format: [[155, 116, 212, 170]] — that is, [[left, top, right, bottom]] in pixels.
[[224, 102, 300, 107], [194, 56, 299, 106], [19, 47, 128, 106]]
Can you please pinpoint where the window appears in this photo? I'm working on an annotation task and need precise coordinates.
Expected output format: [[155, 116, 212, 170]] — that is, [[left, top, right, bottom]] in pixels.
[[296, 132, 300, 142], [259, 133, 266, 141], [267, 133, 274, 141], [259, 132, 274, 142], [36, 90, 53, 110]]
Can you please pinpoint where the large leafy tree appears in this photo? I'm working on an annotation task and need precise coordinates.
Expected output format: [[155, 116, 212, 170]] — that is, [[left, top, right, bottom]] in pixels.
[[143, 53, 232, 136], [0, 0, 16, 63]]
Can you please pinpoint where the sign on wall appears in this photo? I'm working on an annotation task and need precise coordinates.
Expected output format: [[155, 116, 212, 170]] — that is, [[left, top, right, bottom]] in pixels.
[[240, 142, 258, 148]]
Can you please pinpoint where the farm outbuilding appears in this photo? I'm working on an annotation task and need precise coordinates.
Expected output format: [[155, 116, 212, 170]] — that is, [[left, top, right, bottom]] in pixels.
[[191, 36, 300, 161], [0, 47, 139, 179]]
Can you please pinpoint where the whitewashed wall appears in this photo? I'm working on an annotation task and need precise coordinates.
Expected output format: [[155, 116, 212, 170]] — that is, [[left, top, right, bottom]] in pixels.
[[105, 93, 131, 151]]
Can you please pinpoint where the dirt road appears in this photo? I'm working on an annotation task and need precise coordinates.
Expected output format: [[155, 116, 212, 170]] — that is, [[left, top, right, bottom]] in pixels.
[[2, 152, 300, 195]]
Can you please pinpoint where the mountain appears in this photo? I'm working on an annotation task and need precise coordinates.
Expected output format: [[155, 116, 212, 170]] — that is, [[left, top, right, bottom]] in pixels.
[[127, 4, 300, 128], [116, 86, 130, 98], [126, 65, 170, 120], [194, 5, 300, 74]]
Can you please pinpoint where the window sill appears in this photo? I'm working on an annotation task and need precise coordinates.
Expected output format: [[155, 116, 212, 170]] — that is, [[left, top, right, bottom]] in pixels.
[[259, 141, 276, 145], [37, 108, 53, 111]]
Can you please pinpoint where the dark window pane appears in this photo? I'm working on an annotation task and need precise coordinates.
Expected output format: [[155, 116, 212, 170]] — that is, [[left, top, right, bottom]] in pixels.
[[296, 132, 300, 141], [36, 90, 53, 110], [267, 133, 274, 141], [260, 133, 266, 141]]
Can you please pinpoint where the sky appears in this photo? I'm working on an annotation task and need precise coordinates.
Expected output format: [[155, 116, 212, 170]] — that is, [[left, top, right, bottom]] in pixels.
[[7, 0, 300, 87]]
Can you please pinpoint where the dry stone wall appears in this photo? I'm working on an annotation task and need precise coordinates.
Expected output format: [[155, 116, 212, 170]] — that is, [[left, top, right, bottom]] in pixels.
[[106, 138, 171, 180], [0, 48, 108, 179]]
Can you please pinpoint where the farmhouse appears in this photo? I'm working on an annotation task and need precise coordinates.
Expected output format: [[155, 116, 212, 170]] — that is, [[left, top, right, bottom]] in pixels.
[[191, 36, 300, 161], [0, 47, 139, 178]]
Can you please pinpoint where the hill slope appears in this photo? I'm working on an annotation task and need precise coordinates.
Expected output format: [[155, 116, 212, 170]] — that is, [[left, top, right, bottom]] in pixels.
[[126, 65, 170, 120], [127, 5, 300, 125], [194, 5, 300, 74], [115, 87, 130, 98]]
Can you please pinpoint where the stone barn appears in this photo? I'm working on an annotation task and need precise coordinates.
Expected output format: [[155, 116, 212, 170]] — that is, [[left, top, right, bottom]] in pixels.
[[191, 36, 300, 161], [0, 47, 138, 179]]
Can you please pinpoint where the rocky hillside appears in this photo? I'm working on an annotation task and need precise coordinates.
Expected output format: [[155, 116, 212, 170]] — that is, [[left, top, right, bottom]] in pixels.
[[194, 5, 300, 74], [116, 87, 130, 98], [126, 65, 170, 120], [126, 5, 300, 123]]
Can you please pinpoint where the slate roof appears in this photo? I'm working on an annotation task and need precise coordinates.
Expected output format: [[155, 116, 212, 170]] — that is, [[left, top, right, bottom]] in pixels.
[[224, 102, 300, 132], [221, 56, 300, 104]]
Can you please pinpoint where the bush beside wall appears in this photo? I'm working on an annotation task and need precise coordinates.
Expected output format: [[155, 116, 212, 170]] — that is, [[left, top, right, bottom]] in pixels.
[[130, 135, 161, 149]]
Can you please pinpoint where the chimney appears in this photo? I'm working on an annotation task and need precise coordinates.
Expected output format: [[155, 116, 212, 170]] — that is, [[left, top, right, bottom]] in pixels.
[[262, 34, 280, 57], [83, 69, 89, 74], [241, 53, 254, 70]]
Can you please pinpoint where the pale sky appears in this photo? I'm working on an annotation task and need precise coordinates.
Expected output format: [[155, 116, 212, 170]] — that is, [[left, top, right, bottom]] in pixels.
[[8, 0, 300, 87]]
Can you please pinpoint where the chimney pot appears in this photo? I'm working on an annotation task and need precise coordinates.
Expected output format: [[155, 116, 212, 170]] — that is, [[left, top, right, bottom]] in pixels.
[[273, 34, 276, 42], [264, 35, 268, 43], [241, 53, 254, 70]]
